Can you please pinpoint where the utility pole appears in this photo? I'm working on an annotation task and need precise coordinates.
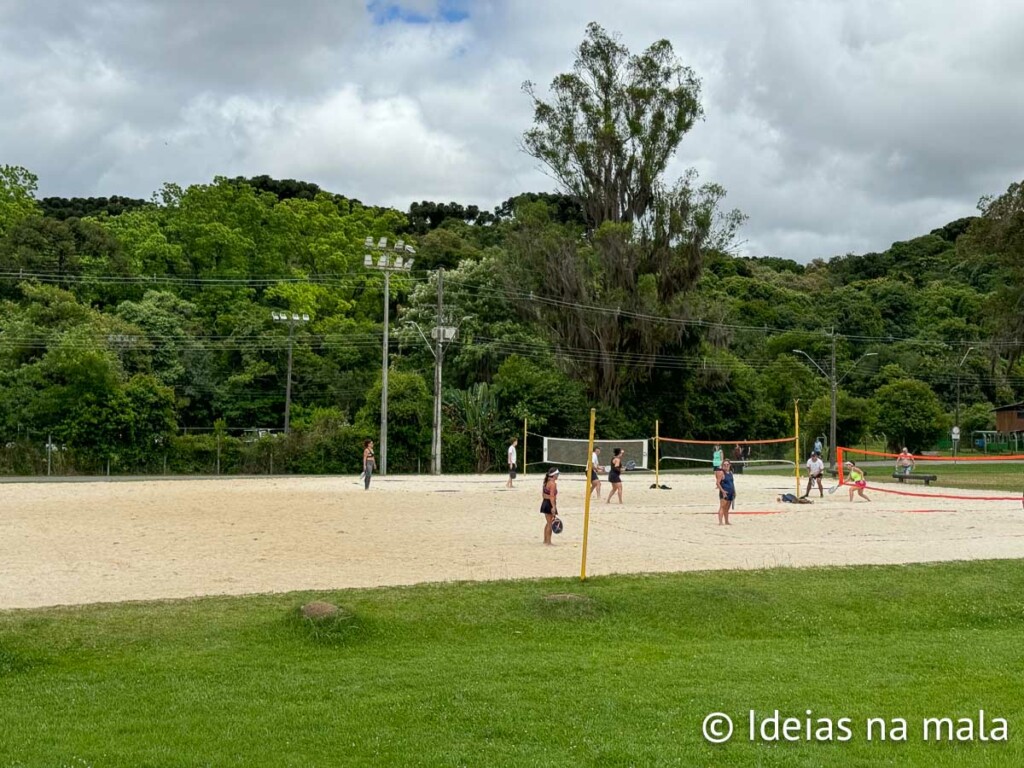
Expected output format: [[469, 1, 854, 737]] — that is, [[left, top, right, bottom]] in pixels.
[[829, 329, 837, 470], [431, 268, 457, 475], [954, 346, 974, 461], [794, 333, 876, 471]]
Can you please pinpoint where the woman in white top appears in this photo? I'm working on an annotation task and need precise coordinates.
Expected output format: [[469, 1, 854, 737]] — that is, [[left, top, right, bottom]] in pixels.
[[804, 451, 825, 498], [506, 438, 518, 488]]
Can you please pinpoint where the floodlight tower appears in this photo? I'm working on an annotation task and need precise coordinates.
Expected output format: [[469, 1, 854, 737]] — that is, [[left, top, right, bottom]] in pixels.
[[365, 236, 415, 476], [271, 311, 310, 433]]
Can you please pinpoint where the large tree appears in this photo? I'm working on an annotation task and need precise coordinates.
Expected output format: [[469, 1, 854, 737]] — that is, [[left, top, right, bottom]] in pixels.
[[523, 23, 704, 229], [514, 24, 743, 402]]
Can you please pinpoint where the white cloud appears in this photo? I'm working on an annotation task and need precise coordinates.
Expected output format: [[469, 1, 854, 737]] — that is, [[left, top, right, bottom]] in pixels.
[[1, 0, 1023, 261]]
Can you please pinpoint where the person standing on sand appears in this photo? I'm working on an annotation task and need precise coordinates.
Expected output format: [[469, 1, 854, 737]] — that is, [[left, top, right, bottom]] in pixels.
[[507, 437, 518, 489], [712, 444, 723, 474], [540, 467, 560, 544], [716, 459, 735, 525], [606, 448, 624, 504], [804, 451, 825, 498], [362, 439, 376, 490], [589, 447, 603, 500]]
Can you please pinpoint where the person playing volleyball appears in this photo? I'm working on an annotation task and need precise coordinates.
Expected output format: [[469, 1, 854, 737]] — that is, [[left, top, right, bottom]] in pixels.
[[606, 448, 624, 504], [716, 459, 735, 525], [846, 461, 870, 502], [588, 447, 603, 500], [540, 467, 560, 545], [804, 450, 825, 498]]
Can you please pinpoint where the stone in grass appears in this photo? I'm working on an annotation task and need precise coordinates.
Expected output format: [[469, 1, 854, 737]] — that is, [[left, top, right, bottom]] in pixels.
[[542, 593, 590, 603], [300, 601, 340, 620]]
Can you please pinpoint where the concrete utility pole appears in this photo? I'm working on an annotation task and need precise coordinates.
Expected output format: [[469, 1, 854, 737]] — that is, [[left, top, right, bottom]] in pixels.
[[405, 268, 458, 475], [431, 268, 457, 475]]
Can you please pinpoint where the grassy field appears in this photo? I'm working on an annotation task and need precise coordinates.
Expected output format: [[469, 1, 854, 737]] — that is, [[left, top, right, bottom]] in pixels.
[[2, 561, 1024, 766]]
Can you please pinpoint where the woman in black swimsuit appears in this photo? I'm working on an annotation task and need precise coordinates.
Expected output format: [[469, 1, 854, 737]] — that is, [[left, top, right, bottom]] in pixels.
[[606, 448, 624, 504], [540, 467, 559, 544]]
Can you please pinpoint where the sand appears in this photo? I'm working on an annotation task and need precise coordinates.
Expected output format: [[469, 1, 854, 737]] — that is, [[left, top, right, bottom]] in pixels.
[[1, 472, 1022, 610]]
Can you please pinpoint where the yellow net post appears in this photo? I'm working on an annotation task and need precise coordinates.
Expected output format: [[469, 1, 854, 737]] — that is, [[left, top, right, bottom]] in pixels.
[[794, 399, 801, 498], [580, 407, 596, 581], [522, 417, 528, 476]]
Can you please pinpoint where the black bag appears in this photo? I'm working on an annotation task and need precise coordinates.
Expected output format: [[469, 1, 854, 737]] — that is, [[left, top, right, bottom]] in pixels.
[[509, 468, 517, 479]]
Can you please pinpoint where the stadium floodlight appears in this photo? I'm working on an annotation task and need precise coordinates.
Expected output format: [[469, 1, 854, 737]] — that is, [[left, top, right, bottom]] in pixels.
[[794, 347, 877, 469], [271, 310, 311, 434], [364, 236, 374, 248], [364, 237, 417, 476]]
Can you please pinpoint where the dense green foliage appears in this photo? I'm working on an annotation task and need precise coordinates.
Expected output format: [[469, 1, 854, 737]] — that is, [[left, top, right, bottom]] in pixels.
[[1, 561, 1023, 765], [0, 163, 1020, 473], [0, 24, 1021, 474]]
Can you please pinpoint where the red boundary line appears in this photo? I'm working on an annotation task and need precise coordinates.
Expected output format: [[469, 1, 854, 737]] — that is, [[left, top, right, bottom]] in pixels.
[[659, 436, 796, 446], [855, 483, 1023, 502], [838, 446, 1024, 463]]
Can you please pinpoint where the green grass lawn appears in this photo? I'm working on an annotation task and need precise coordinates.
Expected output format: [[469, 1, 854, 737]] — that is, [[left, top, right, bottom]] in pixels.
[[3, 561, 1024, 766]]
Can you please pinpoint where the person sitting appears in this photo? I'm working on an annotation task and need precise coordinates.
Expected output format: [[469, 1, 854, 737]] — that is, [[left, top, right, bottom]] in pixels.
[[894, 447, 915, 476]]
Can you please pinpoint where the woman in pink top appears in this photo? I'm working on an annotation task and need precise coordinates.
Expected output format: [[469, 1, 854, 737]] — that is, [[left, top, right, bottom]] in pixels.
[[541, 467, 560, 544]]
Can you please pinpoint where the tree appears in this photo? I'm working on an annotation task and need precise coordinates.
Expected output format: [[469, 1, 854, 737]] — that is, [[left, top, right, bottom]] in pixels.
[[523, 22, 703, 228], [515, 24, 743, 403], [804, 393, 876, 450], [0, 165, 41, 238], [873, 379, 947, 452], [958, 180, 1024, 367], [354, 371, 432, 473], [444, 383, 500, 472]]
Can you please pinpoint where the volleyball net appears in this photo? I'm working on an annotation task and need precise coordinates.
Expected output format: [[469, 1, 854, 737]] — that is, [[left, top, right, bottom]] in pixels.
[[836, 446, 1024, 502], [540, 436, 650, 471], [656, 435, 798, 472]]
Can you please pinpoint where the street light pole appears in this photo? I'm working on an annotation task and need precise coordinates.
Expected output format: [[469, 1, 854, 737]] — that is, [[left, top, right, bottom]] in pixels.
[[955, 346, 975, 433], [365, 236, 415, 476], [954, 346, 974, 460], [794, 343, 877, 470], [271, 311, 310, 433]]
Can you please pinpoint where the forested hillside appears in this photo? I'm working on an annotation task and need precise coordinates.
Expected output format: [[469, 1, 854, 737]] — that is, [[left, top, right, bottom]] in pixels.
[[1, 163, 1020, 475]]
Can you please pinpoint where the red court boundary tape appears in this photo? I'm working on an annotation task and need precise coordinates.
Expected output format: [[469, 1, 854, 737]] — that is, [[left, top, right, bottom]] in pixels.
[[860, 484, 1022, 502]]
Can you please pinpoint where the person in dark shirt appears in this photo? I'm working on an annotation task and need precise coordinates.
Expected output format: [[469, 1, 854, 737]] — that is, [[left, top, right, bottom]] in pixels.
[[716, 459, 736, 525]]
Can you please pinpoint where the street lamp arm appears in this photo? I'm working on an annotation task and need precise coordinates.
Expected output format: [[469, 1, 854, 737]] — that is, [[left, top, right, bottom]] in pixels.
[[958, 346, 974, 369], [404, 321, 436, 359], [793, 349, 829, 379], [835, 352, 878, 386]]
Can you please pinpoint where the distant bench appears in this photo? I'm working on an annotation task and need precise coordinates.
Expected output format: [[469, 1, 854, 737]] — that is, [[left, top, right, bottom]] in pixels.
[[892, 473, 938, 486]]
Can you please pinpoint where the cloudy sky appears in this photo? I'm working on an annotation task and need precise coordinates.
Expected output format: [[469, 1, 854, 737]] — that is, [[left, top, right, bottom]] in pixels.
[[2, 0, 1023, 261]]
